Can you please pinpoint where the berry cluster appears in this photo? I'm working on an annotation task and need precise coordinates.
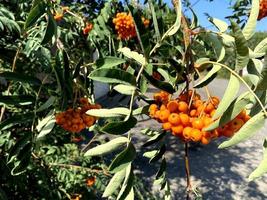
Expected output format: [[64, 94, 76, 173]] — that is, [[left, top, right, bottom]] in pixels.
[[113, 12, 137, 40], [149, 90, 250, 145], [258, 0, 267, 20], [83, 23, 93, 35], [55, 98, 101, 133]]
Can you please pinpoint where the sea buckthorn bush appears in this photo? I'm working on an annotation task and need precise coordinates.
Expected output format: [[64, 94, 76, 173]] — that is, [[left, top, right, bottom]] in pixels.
[[1, 0, 267, 199]]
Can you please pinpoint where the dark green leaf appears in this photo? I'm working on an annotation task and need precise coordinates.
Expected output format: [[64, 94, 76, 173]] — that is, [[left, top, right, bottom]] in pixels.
[[89, 68, 136, 86], [0, 72, 41, 85], [101, 116, 137, 135], [41, 12, 57, 44], [24, 1, 46, 28], [109, 143, 136, 173], [194, 65, 221, 88], [0, 95, 35, 106], [0, 113, 34, 131], [95, 57, 126, 68]]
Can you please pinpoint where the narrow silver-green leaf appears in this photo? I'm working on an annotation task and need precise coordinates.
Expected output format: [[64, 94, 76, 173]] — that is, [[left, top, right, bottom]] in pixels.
[[213, 74, 240, 119], [242, 0, 259, 40], [102, 168, 126, 197], [194, 65, 221, 88], [254, 37, 267, 54], [118, 47, 146, 66], [84, 137, 129, 156], [95, 57, 126, 68], [89, 68, 136, 86], [249, 139, 267, 181], [109, 143, 136, 173], [218, 112, 265, 148], [165, 0, 182, 36], [113, 84, 136, 95], [86, 107, 130, 118], [231, 21, 249, 71], [209, 17, 228, 32]]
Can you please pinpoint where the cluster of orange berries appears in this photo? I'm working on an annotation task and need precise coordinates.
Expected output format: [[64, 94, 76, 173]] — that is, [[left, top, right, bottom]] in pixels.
[[258, 0, 267, 20], [113, 12, 137, 40], [55, 98, 101, 133], [112, 12, 150, 40], [83, 22, 93, 35], [149, 90, 250, 145]]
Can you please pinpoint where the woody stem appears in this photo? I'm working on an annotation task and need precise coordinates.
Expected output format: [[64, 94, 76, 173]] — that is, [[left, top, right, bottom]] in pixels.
[[185, 142, 191, 200]]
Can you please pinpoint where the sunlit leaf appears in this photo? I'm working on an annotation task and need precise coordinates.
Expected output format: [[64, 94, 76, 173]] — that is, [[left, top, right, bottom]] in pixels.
[[86, 107, 130, 118], [95, 57, 126, 68], [194, 64, 221, 88], [109, 143, 136, 173], [118, 47, 146, 66], [213, 74, 240, 119], [89, 68, 136, 86], [84, 137, 129, 156], [219, 112, 265, 148]]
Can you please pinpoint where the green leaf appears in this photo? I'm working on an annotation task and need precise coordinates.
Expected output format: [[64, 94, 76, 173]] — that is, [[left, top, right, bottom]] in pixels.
[[109, 143, 136, 173], [143, 150, 158, 159], [249, 139, 267, 181], [218, 112, 265, 148], [0, 72, 41, 85], [89, 68, 136, 86], [95, 57, 126, 68], [165, 0, 182, 36], [149, 144, 166, 163], [102, 168, 126, 197], [205, 93, 252, 131], [41, 12, 57, 44], [194, 65, 221, 88], [242, 0, 259, 40], [231, 21, 249, 71], [24, 1, 46, 28], [84, 137, 129, 157], [86, 107, 130, 118], [37, 114, 56, 139], [143, 70, 175, 94], [101, 116, 137, 135], [118, 47, 146, 66], [36, 96, 56, 112], [113, 84, 136, 95], [254, 37, 267, 54], [0, 95, 35, 106], [8, 132, 32, 164], [209, 17, 228, 32], [132, 105, 149, 116], [213, 74, 240, 119], [117, 164, 134, 200], [0, 113, 34, 131], [256, 56, 267, 91], [143, 132, 166, 147]]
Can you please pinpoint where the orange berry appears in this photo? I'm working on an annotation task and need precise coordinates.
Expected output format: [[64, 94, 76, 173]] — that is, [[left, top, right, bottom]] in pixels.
[[54, 13, 63, 21], [179, 113, 190, 126], [244, 115, 251, 122], [162, 122, 172, 131], [203, 117, 213, 127], [183, 127, 193, 140], [160, 104, 167, 111], [193, 99, 203, 108], [205, 103, 215, 113], [159, 109, 170, 122], [167, 100, 179, 112], [178, 101, 188, 113], [149, 109, 156, 118], [196, 104, 205, 115], [190, 129, 202, 142], [237, 109, 247, 120], [190, 109, 197, 117], [168, 113, 181, 125], [211, 96, 220, 106], [223, 130, 234, 137], [86, 176, 96, 187], [201, 136, 210, 145], [192, 118, 204, 130], [154, 110, 160, 119], [171, 125, 184, 136], [210, 109, 216, 117], [194, 93, 201, 100], [79, 97, 89, 105], [149, 104, 158, 111], [230, 118, 244, 132], [211, 130, 219, 138]]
